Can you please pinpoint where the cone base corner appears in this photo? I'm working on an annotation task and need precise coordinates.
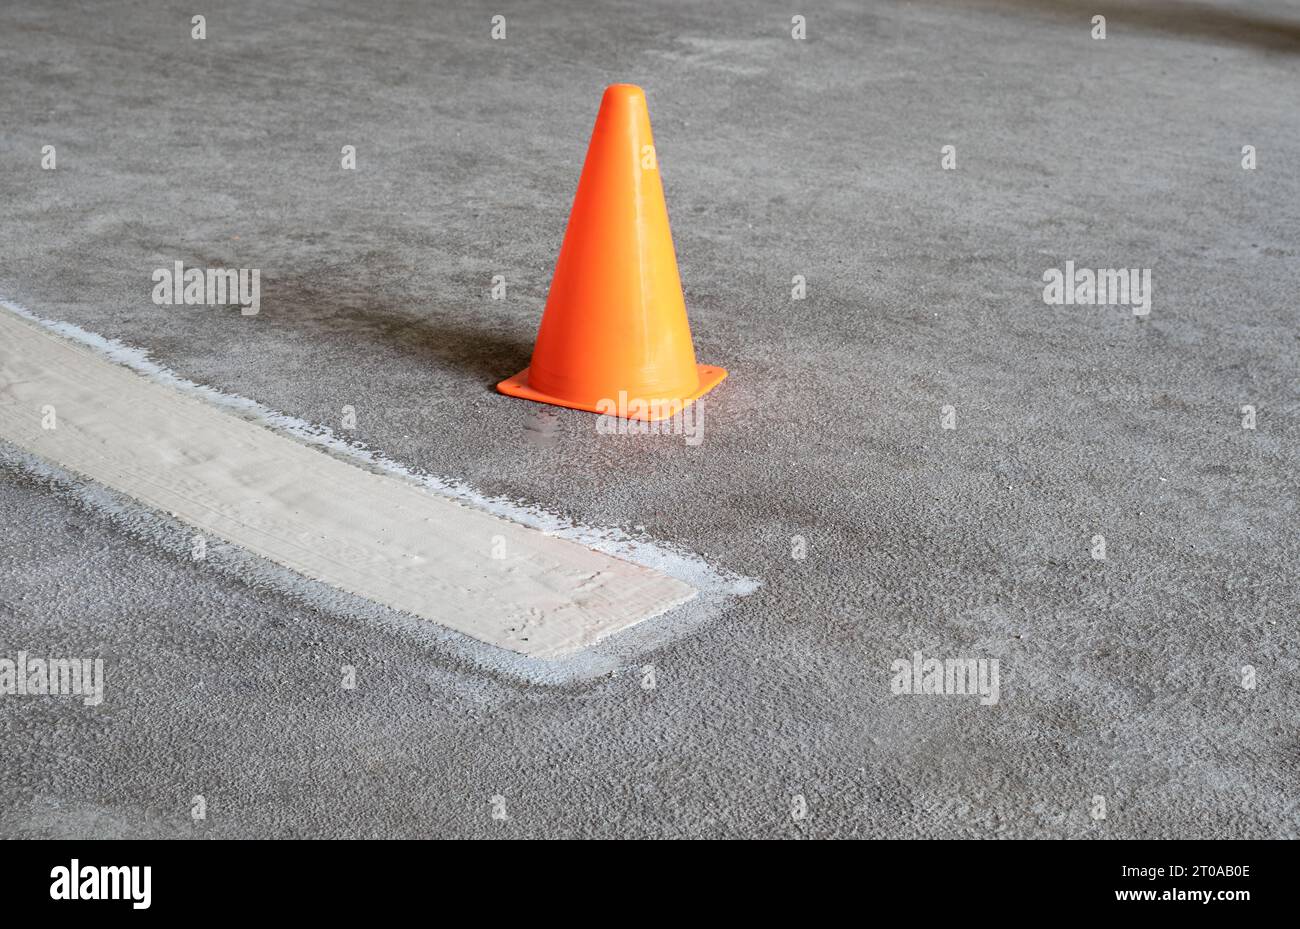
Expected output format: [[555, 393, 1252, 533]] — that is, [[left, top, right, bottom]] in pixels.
[[497, 365, 728, 422]]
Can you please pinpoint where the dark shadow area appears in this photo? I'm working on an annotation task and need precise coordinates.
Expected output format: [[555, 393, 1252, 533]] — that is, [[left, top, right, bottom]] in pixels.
[[258, 270, 535, 390], [940, 0, 1300, 53]]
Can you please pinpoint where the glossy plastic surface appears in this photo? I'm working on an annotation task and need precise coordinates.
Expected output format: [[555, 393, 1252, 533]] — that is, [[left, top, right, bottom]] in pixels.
[[498, 84, 727, 421]]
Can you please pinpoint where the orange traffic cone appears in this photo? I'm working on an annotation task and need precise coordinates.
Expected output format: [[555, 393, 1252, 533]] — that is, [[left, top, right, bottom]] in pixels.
[[497, 84, 727, 422]]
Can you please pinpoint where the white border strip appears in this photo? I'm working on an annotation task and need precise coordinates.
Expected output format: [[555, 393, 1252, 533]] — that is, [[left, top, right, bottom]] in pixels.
[[0, 296, 758, 663]]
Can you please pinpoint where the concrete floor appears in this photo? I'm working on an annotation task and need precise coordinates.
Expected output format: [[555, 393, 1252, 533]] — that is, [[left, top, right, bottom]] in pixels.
[[1, 0, 1298, 838]]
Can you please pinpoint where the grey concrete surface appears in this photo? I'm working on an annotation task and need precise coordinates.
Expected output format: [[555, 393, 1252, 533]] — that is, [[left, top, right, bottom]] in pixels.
[[1, 0, 1298, 838]]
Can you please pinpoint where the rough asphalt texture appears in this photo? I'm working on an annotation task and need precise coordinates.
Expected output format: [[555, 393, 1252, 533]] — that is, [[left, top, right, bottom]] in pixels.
[[2, 0, 1298, 838]]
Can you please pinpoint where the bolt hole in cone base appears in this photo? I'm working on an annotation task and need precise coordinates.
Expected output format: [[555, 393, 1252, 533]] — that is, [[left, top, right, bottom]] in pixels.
[[497, 364, 727, 423]]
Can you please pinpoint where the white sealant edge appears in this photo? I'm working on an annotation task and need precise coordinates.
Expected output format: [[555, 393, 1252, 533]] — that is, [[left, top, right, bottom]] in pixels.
[[0, 294, 759, 628]]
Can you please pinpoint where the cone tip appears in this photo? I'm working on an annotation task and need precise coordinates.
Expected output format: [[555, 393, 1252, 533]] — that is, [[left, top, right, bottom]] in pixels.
[[603, 83, 645, 102]]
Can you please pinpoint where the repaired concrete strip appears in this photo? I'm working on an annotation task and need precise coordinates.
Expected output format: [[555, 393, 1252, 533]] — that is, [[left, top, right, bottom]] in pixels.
[[0, 303, 700, 659]]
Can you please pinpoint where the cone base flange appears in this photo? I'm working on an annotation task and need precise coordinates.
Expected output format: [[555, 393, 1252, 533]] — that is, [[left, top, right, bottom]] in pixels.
[[497, 364, 727, 422]]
